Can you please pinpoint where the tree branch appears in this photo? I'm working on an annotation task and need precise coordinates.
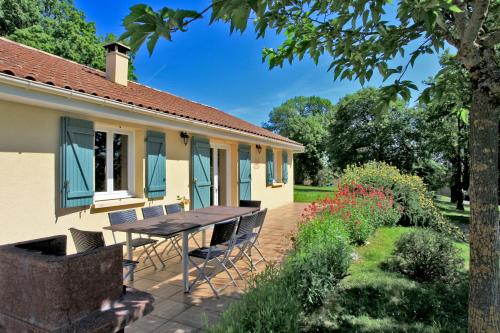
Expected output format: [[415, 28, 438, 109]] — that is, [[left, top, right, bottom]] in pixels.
[[463, 0, 490, 46], [397, 36, 432, 82], [182, 2, 216, 27], [439, 28, 461, 48], [482, 29, 500, 47], [452, 0, 467, 38]]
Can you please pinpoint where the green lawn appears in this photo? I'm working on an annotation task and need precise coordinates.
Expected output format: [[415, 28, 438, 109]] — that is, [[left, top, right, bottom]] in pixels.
[[434, 194, 500, 225], [434, 195, 471, 224], [306, 227, 469, 332], [294, 184, 335, 202]]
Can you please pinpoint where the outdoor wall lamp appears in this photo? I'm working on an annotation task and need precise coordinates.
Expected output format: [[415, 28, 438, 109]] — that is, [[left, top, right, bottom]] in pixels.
[[256, 144, 262, 154], [180, 131, 190, 146]]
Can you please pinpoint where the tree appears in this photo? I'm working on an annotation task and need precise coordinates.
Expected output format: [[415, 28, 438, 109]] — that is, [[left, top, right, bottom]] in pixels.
[[263, 96, 334, 184], [0, 0, 40, 35], [420, 53, 472, 210], [327, 87, 418, 174], [0, 0, 137, 80], [121, 1, 499, 330]]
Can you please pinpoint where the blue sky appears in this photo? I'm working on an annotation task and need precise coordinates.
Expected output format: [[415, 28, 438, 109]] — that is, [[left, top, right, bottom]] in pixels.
[[76, 0, 443, 126]]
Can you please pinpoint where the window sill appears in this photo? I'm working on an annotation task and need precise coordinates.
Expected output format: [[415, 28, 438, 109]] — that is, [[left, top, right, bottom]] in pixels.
[[268, 182, 284, 188], [92, 197, 146, 209]]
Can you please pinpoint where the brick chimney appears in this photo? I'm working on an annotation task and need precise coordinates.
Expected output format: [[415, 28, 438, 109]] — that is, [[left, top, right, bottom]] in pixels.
[[103, 42, 130, 86]]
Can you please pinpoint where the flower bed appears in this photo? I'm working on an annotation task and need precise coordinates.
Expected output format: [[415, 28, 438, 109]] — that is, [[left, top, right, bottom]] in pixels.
[[207, 183, 399, 332], [301, 183, 401, 245], [342, 161, 464, 239]]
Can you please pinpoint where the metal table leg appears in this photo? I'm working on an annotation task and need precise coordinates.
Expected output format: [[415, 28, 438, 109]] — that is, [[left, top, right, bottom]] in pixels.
[[126, 232, 134, 282], [182, 230, 189, 293]]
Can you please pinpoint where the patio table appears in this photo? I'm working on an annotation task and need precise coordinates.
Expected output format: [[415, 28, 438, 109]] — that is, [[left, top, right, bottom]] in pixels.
[[104, 206, 258, 292]]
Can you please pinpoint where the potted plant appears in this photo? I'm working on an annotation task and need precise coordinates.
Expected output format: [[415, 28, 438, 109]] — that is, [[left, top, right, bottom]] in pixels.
[[176, 195, 190, 211]]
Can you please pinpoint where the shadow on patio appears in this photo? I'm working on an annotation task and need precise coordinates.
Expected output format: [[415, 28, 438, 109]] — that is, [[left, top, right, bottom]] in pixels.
[[125, 203, 307, 333]]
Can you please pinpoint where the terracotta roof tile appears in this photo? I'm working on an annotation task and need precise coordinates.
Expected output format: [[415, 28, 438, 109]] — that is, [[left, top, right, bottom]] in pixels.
[[0, 38, 301, 146]]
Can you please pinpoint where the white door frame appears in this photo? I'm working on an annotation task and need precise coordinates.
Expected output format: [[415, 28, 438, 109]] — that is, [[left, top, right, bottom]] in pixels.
[[210, 143, 232, 206]]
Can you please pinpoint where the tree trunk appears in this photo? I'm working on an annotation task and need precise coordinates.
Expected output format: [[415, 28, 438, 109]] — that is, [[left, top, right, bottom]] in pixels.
[[468, 86, 499, 332], [463, 145, 470, 200], [456, 118, 465, 210], [451, 155, 461, 203], [456, 190, 465, 210]]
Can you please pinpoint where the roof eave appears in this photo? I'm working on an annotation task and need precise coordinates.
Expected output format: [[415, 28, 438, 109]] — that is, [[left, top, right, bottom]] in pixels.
[[0, 73, 305, 152]]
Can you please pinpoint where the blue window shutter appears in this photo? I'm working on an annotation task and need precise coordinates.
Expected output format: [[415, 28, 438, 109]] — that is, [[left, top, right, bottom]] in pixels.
[[282, 151, 288, 184], [146, 131, 166, 198], [191, 136, 211, 209], [238, 144, 252, 201], [60, 117, 94, 208], [266, 148, 274, 186]]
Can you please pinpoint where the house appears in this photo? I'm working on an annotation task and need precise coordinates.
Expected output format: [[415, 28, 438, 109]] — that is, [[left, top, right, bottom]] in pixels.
[[0, 38, 303, 251]]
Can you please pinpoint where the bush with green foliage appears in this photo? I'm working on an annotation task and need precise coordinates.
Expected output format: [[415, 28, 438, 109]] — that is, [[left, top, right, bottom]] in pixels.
[[311, 266, 469, 332], [286, 219, 351, 311], [207, 207, 353, 332], [206, 265, 302, 333], [342, 161, 463, 239], [316, 165, 336, 187], [382, 229, 464, 283]]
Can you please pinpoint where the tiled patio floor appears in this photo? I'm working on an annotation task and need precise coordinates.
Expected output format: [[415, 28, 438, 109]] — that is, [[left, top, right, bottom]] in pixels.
[[125, 203, 307, 333]]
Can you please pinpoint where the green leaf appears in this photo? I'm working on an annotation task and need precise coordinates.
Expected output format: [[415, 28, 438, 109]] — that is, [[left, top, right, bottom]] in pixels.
[[146, 33, 160, 56], [459, 108, 469, 124]]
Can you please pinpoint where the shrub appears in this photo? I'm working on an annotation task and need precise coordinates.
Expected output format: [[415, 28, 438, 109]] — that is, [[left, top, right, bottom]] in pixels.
[[382, 228, 464, 283], [342, 210, 374, 245], [302, 183, 400, 244], [287, 219, 352, 311], [207, 203, 354, 332], [342, 161, 463, 239], [316, 166, 336, 187], [206, 266, 302, 333], [309, 270, 469, 332]]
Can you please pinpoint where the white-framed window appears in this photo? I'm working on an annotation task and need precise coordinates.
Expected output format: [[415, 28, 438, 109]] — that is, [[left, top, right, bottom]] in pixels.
[[94, 125, 135, 200]]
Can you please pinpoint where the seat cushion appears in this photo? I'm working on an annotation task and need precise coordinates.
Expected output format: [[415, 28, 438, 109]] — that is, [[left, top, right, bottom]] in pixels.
[[189, 246, 225, 259]]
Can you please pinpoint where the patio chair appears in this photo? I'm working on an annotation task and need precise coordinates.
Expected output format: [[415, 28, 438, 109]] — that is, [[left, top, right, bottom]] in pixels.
[[108, 209, 163, 270], [242, 208, 268, 270], [141, 205, 182, 261], [166, 203, 203, 247], [239, 200, 262, 209], [165, 203, 184, 214], [141, 205, 165, 219], [225, 211, 260, 280], [69, 228, 138, 281], [188, 218, 240, 297]]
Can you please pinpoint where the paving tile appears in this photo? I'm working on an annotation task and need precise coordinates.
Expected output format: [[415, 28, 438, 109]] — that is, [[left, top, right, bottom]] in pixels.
[[141, 269, 180, 283], [145, 282, 184, 300], [172, 306, 220, 329], [151, 299, 192, 320], [169, 291, 206, 306], [125, 314, 168, 333], [125, 277, 160, 291], [194, 296, 234, 313], [152, 320, 199, 333], [116, 203, 307, 332]]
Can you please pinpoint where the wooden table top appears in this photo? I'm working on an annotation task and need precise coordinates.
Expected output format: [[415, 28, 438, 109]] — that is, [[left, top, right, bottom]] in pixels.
[[103, 206, 259, 237]]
